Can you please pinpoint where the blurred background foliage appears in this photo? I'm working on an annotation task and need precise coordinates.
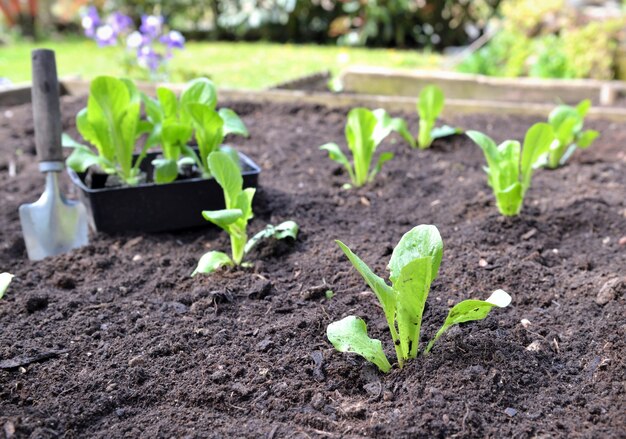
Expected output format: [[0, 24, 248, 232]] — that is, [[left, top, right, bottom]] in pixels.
[[1, 0, 625, 81], [458, 0, 625, 80]]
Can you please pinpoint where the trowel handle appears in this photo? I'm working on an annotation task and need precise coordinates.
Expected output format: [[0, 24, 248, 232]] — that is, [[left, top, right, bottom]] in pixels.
[[31, 49, 63, 164]]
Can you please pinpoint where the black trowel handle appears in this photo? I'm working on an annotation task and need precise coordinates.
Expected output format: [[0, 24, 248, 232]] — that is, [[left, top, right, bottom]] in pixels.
[[31, 49, 63, 164]]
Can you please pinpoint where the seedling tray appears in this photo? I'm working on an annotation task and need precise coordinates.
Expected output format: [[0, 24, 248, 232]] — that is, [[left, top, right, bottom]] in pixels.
[[68, 150, 260, 233]]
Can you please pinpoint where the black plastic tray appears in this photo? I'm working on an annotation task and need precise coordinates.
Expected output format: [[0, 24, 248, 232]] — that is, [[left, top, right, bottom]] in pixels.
[[68, 150, 260, 233]]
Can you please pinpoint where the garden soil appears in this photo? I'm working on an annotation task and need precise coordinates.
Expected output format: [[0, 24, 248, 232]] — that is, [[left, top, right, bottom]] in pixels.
[[0, 97, 625, 438]]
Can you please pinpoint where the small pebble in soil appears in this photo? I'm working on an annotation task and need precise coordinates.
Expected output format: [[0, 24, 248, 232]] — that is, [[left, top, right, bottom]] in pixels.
[[256, 338, 274, 352], [311, 392, 325, 410], [479, 258, 488, 267], [526, 341, 544, 352], [520, 319, 531, 328], [619, 236, 626, 246], [504, 407, 518, 417], [128, 355, 145, 367], [340, 401, 366, 419], [596, 277, 625, 306]]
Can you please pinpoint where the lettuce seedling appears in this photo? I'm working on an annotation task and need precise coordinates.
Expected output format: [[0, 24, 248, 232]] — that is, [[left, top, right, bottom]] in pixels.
[[142, 78, 249, 183], [412, 85, 461, 149], [0, 272, 13, 299], [545, 99, 599, 168], [192, 151, 298, 275], [320, 108, 409, 187], [64, 76, 153, 185], [328, 226, 510, 371], [327, 225, 511, 372], [467, 122, 554, 216]]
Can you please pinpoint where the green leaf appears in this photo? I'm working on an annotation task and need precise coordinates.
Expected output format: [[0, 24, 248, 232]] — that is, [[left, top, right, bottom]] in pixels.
[[346, 108, 379, 186], [418, 119, 434, 149], [327, 316, 392, 373], [394, 257, 433, 359], [234, 187, 255, 223], [142, 93, 163, 124], [388, 224, 443, 285], [152, 158, 179, 184], [418, 85, 445, 124], [181, 77, 217, 112], [520, 122, 553, 190], [219, 108, 249, 137], [202, 209, 243, 230], [577, 130, 599, 148], [431, 125, 462, 140], [161, 121, 193, 159], [425, 290, 511, 353], [219, 145, 241, 171], [0, 272, 13, 299], [335, 240, 396, 333], [191, 251, 234, 276], [244, 220, 299, 255], [372, 108, 414, 147], [467, 130, 500, 174], [187, 103, 225, 171], [207, 151, 243, 208], [576, 99, 591, 118], [65, 143, 109, 173], [320, 142, 355, 181], [157, 86, 178, 120], [494, 182, 523, 216], [274, 220, 299, 240], [368, 151, 394, 182]]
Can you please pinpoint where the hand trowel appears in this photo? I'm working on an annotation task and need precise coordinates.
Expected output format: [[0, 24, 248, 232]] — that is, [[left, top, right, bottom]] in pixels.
[[19, 49, 89, 261]]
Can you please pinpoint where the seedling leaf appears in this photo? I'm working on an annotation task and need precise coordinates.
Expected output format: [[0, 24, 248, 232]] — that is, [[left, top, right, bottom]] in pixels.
[[0, 272, 13, 299], [388, 224, 443, 284], [327, 316, 392, 373], [425, 289, 511, 353], [208, 151, 242, 207], [192, 251, 234, 276], [152, 158, 179, 184], [219, 108, 249, 137], [202, 209, 243, 229]]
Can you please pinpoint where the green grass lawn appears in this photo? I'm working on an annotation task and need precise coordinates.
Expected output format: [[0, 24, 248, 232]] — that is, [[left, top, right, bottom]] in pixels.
[[0, 38, 441, 89]]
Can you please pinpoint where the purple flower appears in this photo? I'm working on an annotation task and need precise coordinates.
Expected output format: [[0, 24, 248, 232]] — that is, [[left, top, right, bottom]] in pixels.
[[140, 15, 164, 39], [160, 30, 185, 49], [126, 31, 146, 49], [137, 45, 162, 72], [107, 12, 133, 34], [81, 6, 101, 38], [95, 25, 117, 46]]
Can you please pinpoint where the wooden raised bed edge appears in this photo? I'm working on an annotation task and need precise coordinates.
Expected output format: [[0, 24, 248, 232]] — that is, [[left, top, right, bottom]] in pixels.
[[4, 76, 626, 122], [340, 66, 626, 107]]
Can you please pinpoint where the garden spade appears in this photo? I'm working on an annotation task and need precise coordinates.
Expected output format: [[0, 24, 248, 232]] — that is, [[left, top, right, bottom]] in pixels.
[[19, 49, 88, 261]]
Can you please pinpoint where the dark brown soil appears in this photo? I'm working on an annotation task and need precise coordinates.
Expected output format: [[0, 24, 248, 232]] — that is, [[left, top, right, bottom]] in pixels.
[[1, 96, 625, 439]]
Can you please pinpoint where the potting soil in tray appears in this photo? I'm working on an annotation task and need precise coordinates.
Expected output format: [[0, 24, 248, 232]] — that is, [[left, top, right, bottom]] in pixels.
[[0, 96, 625, 438]]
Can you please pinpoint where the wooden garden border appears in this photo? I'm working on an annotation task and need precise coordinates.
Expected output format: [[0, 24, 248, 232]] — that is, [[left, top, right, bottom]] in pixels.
[[340, 66, 626, 107], [3, 76, 626, 122]]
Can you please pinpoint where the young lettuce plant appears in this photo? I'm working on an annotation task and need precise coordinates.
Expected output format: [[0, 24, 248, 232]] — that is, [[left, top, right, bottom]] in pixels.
[[192, 151, 298, 275], [143, 78, 249, 183], [467, 122, 554, 216], [320, 107, 409, 188], [545, 99, 599, 168], [413, 85, 461, 149], [0, 272, 13, 300], [327, 225, 511, 372], [64, 76, 152, 185]]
